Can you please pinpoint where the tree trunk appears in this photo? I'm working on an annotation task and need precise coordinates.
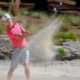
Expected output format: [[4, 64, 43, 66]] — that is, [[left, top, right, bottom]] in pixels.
[[12, 0, 20, 16], [34, 0, 48, 11]]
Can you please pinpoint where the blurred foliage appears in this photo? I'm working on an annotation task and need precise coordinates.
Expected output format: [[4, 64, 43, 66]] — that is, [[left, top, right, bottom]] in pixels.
[[19, 8, 52, 19], [57, 48, 66, 58], [0, 22, 6, 34], [54, 14, 80, 45], [64, 14, 80, 26], [55, 31, 77, 40], [60, 25, 69, 32], [55, 31, 77, 45]]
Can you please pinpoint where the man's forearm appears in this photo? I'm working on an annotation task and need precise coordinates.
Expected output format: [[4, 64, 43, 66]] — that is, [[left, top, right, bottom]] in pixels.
[[16, 34, 27, 38], [23, 31, 33, 36], [16, 32, 33, 38]]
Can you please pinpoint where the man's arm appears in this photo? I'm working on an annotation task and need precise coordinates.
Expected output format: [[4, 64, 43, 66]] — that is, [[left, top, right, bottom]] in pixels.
[[16, 23, 33, 38], [16, 32, 33, 38], [16, 34, 27, 38]]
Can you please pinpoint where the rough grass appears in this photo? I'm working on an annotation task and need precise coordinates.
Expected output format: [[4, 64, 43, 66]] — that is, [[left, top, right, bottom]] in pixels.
[[64, 14, 80, 26], [54, 14, 80, 45]]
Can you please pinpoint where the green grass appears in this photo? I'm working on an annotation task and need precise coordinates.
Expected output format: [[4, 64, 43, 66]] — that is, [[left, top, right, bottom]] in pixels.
[[19, 8, 52, 20], [55, 31, 77, 40], [26, 24, 42, 33], [0, 22, 6, 34], [54, 14, 80, 45], [57, 48, 66, 58], [64, 14, 80, 26], [54, 31, 77, 45]]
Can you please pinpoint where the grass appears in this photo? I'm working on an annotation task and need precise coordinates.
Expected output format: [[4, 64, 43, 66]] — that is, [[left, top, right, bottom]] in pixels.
[[56, 31, 77, 40], [54, 14, 80, 45], [64, 14, 80, 26], [19, 8, 52, 20], [26, 23, 42, 33], [54, 31, 77, 45], [0, 22, 6, 34], [57, 48, 66, 58]]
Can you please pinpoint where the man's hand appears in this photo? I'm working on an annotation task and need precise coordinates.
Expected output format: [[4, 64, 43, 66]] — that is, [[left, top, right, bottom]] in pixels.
[[16, 32, 34, 38], [23, 32, 33, 36]]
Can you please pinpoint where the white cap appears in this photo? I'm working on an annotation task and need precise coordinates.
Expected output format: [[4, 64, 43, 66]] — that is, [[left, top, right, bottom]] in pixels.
[[2, 14, 11, 21]]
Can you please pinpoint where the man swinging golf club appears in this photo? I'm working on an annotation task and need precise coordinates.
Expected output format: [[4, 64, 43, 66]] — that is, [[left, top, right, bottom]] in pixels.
[[1, 13, 32, 80]]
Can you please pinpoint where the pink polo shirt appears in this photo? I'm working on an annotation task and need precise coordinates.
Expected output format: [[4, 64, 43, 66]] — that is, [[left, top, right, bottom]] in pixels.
[[6, 22, 28, 48]]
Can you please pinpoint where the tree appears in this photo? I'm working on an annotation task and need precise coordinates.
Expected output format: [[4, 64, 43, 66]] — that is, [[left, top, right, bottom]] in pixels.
[[12, 0, 20, 16], [34, 0, 48, 11]]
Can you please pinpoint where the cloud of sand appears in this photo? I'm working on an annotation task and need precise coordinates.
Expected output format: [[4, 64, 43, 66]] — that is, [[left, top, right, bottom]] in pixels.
[[29, 16, 63, 62]]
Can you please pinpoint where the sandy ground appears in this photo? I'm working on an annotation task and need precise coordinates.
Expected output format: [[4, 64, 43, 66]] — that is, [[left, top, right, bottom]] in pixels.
[[0, 60, 80, 80]]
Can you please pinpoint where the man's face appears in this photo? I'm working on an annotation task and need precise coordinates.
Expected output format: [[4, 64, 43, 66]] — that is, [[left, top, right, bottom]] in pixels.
[[2, 19, 10, 27]]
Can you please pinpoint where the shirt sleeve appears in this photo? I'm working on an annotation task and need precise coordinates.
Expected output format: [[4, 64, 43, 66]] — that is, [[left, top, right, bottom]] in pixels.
[[17, 23, 32, 36], [18, 23, 26, 34]]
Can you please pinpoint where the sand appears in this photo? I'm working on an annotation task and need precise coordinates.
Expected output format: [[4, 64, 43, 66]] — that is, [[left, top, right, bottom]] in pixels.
[[0, 60, 80, 80]]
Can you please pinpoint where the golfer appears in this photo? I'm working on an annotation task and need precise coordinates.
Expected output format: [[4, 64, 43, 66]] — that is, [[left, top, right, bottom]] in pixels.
[[1, 14, 32, 80]]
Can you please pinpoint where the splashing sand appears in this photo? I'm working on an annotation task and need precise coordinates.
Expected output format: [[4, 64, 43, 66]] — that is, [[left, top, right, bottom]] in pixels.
[[29, 16, 63, 62]]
